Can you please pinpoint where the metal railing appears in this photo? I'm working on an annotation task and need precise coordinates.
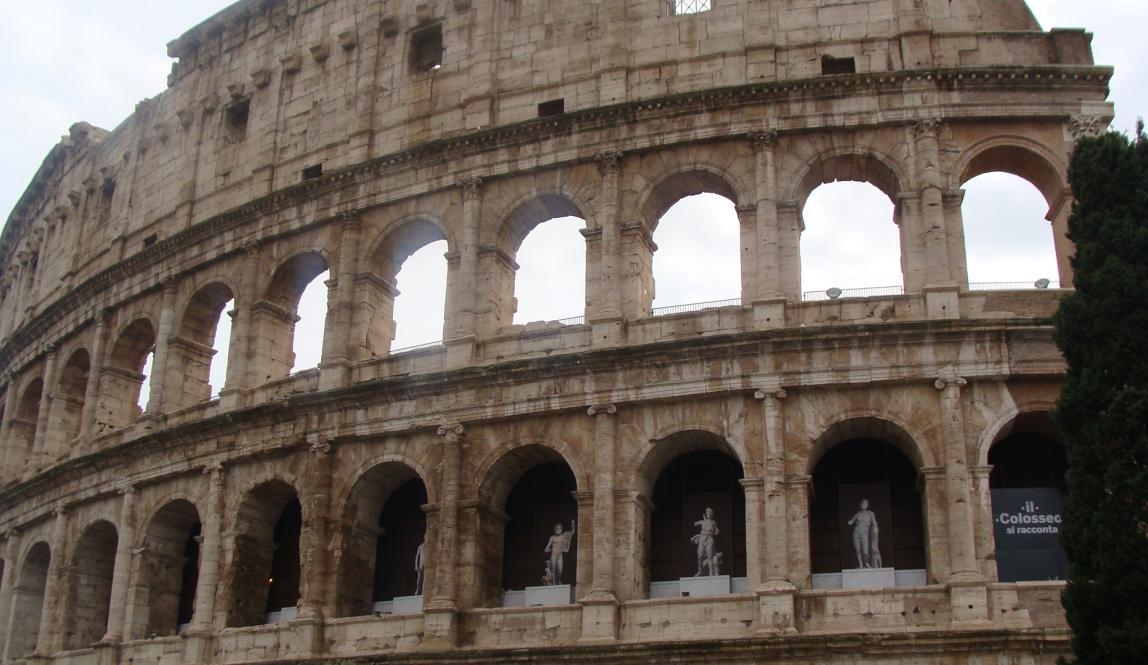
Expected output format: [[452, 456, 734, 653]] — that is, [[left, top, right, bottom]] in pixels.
[[390, 340, 444, 355], [554, 315, 585, 326], [670, 0, 711, 15], [650, 297, 742, 316], [801, 285, 904, 302], [968, 280, 1062, 291]]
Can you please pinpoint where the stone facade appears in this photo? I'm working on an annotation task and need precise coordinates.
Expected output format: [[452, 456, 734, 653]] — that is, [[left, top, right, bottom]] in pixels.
[[0, 0, 1113, 663]]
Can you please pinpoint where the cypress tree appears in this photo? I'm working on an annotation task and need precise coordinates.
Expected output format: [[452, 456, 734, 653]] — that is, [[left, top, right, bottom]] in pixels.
[[1053, 122, 1148, 664]]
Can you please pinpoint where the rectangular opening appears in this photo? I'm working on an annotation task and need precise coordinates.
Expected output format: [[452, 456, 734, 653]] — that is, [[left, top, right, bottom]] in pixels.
[[143, 233, 158, 248], [821, 55, 856, 76], [671, 0, 711, 15], [224, 98, 251, 144], [409, 23, 444, 73], [537, 99, 565, 117], [302, 164, 323, 181]]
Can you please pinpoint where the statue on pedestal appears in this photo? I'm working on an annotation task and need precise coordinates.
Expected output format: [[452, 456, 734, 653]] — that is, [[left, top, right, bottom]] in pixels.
[[414, 535, 426, 594], [691, 507, 723, 577], [544, 519, 575, 585], [847, 499, 881, 568]]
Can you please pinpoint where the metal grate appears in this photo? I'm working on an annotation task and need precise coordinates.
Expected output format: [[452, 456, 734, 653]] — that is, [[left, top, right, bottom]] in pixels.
[[671, 0, 711, 15], [650, 297, 741, 316]]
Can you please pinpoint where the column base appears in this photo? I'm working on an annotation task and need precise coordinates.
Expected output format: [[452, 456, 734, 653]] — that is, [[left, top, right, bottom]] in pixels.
[[755, 581, 799, 634], [217, 388, 247, 411], [283, 615, 324, 658], [317, 360, 350, 390], [751, 298, 787, 330], [589, 317, 625, 348], [421, 603, 459, 650], [924, 285, 960, 320], [579, 592, 620, 643], [92, 641, 121, 665], [444, 336, 476, 368], [948, 578, 992, 628], [181, 628, 215, 664]]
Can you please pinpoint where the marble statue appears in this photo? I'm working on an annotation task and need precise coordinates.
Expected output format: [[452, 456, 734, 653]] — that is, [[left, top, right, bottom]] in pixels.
[[847, 499, 880, 568], [544, 519, 575, 585], [691, 507, 723, 577], [414, 535, 426, 594]]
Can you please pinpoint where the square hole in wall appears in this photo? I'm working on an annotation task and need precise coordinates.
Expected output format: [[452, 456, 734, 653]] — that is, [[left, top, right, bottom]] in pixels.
[[302, 164, 323, 181], [410, 23, 444, 73], [671, 0, 711, 15], [538, 99, 565, 117], [224, 98, 251, 144], [821, 55, 856, 76]]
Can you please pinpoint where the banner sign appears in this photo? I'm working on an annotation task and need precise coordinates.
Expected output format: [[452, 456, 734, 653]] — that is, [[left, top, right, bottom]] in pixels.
[[990, 487, 1068, 582]]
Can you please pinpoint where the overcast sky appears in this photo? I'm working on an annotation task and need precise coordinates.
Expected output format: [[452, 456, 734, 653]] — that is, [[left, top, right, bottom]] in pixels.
[[0, 1, 1144, 382]]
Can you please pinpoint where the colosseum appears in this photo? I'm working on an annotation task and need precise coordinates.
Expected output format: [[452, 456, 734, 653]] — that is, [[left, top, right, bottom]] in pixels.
[[0, 0, 1113, 663]]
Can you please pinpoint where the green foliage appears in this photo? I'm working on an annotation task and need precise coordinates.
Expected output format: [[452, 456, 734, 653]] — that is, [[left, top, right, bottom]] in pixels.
[[1053, 121, 1148, 665]]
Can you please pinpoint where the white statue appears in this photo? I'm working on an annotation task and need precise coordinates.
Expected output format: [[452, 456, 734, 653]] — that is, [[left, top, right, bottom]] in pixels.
[[691, 507, 723, 577], [544, 519, 575, 585], [847, 499, 880, 568], [414, 535, 426, 594]]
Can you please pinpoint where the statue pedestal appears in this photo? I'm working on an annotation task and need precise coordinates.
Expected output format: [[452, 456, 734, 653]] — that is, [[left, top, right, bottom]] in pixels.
[[679, 575, 731, 598], [842, 567, 895, 589], [393, 595, 424, 614], [525, 584, 574, 606]]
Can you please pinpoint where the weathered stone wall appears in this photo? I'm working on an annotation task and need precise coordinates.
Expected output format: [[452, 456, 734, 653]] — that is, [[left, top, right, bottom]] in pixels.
[[0, 0, 1114, 662]]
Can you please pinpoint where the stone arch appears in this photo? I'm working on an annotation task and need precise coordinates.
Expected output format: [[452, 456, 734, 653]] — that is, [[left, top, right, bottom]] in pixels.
[[63, 519, 118, 649], [955, 138, 1067, 210], [335, 460, 430, 617], [251, 250, 330, 383], [225, 478, 302, 627], [638, 166, 743, 230], [5, 377, 44, 477], [975, 399, 1059, 467], [787, 148, 906, 209], [474, 440, 587, 508], [635, 427, 747, 499], [496, 191, 589, 253], [53, 348, 90, 446], [169, 282, 236, 409], [130, 498, 202, 639], [807, 415, 934, 476], [98, 317, 155, 430], [8, 541, 51, 658]]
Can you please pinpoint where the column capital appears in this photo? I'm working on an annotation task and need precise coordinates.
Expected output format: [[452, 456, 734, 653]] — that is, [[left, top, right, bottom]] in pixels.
[[240, 239, 260, 257], [309, 440, 333, 456], [918, 465, 947, 481], [912, 117, 942, 140], [459, 176, 483, 200], [596, 149, 624, 176], [1069, 114, 1107, 142], [160, 275, 178, 293], [748, 130, 779, 151], [118, 485, 138, 498], [934, 376, 967, 391], [338, 211, 361, 231], [437, 423, 465, 438], [754, 387, 787, 400], [587, 404, 617, 417]]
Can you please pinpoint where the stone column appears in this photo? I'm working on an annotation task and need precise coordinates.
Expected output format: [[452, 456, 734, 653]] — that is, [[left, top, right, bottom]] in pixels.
[[0, 376, 17, 482], [942, 190, 969, 288], [425, 424, 464, 646], [913, 119, 959, 318], [784, 475, 811, 589], [970, 464, 998, 581], [581, 404, 618, 642], [31, 347, 57, 469], [445, 179, 482, 367], [936, 374, 989, 626], [320, 215, 360, 389], [756, 386, 796, 632], [145, 280, 177, 416], [79, 312, 110, 442], [776, 202, 803, 301], [185, 464, 225, 663], [592, 151, 624, 346], [292, 442, 333, 655], [740, 478, 764, 587], [895, 193, 927, 294], [750, 131, 786, 328], [0, 529, 23, 656], [220, 243, 260, 409], [101, 487, 137, 643], [1047, 188, 1074, 286], [38, 507, 68, 655]]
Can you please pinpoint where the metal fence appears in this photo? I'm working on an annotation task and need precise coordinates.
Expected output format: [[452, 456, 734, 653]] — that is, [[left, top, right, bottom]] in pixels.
[[671, 0, 711, 15], [801, 285, 905, 302], [967, 280, 1063, 291], [650, 297, 742, 317], [390, 340, 444, 355]]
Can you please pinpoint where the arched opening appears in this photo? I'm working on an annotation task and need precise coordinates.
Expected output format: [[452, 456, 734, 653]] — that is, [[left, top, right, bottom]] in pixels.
[[131, 500, 202, 639], [99, 319, 155, 431], [392, 241, 448, 350], [365, 219, 449, 355], [8, 542, 50, 658], [64, 520, 118, 650], [512, 216, 586, 324], [651, 193, 741, 312], [337, 463, 429, 617], [644, 438, 746, 599], [961, 173, 1059, 287], [499, 462, 578, 606], [171, 283, 235, 408], [801, 182, 901, 298], [252, 252, 328, 382], [5, 379, 43, 477], [988, 413, 1068, 582], [227, 481, 301, 627], [52, 349, 90, 449], [809, 439, 926, 589]]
